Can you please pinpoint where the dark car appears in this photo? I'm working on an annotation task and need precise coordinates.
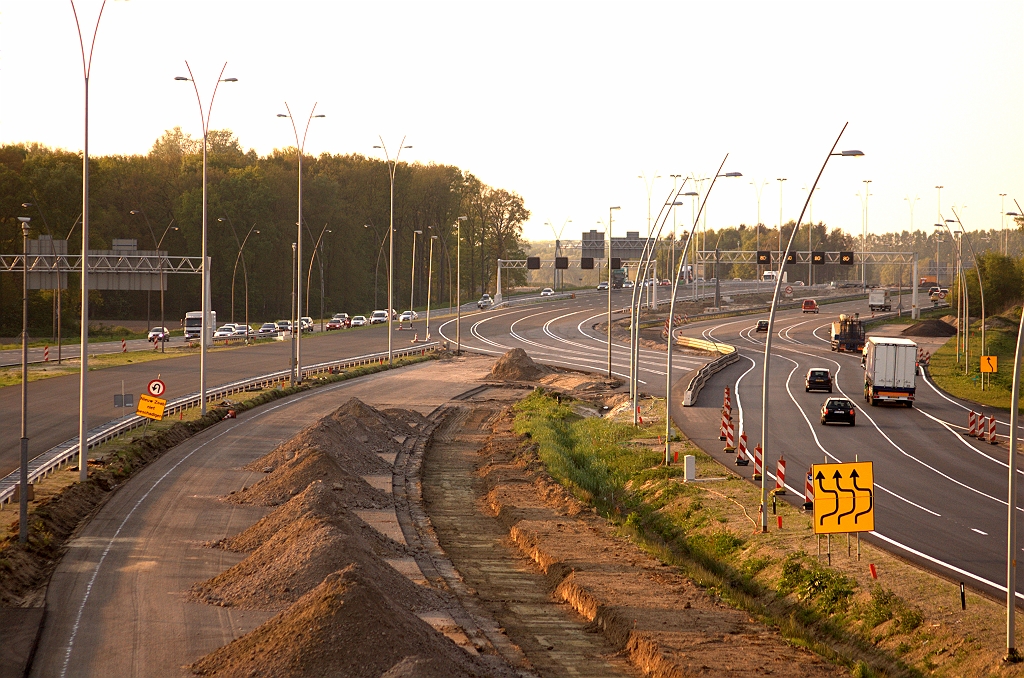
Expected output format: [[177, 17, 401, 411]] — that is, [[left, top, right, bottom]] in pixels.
[[755, 319, 769, 333], [805, 368, 833, 393], [821, 397, 856, 426]]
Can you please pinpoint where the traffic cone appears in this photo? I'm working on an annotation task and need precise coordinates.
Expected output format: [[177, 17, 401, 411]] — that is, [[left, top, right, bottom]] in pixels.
[[775, 455, 787, 494], [735, 431, 749, 466], [752, 443, 763, 481], [968, 411, 977, 437], [803, 467, 814, 510], [720, 409, 729, 441], [988, 415, 998, 445], [723, 416, 735, 452]]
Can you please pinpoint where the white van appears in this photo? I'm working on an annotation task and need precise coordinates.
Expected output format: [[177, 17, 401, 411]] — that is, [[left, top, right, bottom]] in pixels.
[[761, 271, 788, 283]]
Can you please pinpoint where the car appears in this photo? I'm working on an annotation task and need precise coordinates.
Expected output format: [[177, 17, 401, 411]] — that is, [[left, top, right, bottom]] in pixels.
[[275, 319, 292, 333], [732, 277, 742, 282], [755, 319, 769, 333], [801, 299, 819, 314], [326, 317, 347, 330], [147, 326, 170, 342], [805, 368, 833, 393], [332, 312, 351, 325], [369, 310, 389, 324], [540, 287, 555, 296], [257, 322, 279, 336], [658, 279, 671, 286], [821, 397, 856, 426], [709, 278, 717, 283], [794, 280, 805, 286], [478, 294, 493, 309], [300, 316, 314, 332], [230, 325, 254, 338], [213, 323, 238, 338], [399, 310, 419, 322], [623, 280, 634, 288], [351, 315, 368, 327], [596, 282, 609, 291], [928, 286, 940, 296]]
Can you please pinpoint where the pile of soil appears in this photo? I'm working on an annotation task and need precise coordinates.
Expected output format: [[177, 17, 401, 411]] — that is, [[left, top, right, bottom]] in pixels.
[[190, 564, 495, 678], [901, 318, 957, 337], [940, 315, 958, 327], [489, 348, 549, 381], [230, 448, 391, 508]]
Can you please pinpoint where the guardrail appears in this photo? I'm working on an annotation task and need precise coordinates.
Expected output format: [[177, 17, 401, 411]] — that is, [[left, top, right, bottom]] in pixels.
[[679, 336, 739, 407], [0, 342, 441, 508]]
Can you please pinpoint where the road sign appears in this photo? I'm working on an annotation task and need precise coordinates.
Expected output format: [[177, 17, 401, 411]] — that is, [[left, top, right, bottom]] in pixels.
[[784, 285, 793, 297], [147, 378, 166, 397], [137, 394, 166, 421], [812, 461, 874, 534], [981, 355, 998, 373], [938, 291, 946, 299]]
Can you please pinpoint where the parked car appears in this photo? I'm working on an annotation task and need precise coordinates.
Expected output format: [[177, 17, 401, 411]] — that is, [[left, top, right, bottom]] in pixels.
[[596, 282, 609, 291], [369, 310, 389, 324], [801, 299, 819, 313], [275, 319, 292, 333], [540, 287, 555, 296], [755, 319, 769, 333], [478, 293, 493, 309], [351, 315, 368, 327], [399, 310, 420, 322], [805, 368, 833, 393], [230, 325, 254, 338], [820, 397, 856, 426], [257, 322, 279, 336], [147, 326, 170, 342], [213, 323, 238, 338]]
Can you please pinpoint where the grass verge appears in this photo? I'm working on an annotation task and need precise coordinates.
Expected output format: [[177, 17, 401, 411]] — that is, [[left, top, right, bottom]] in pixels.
[[0, 352, 437, 605], [513, 389, 1024, 677]]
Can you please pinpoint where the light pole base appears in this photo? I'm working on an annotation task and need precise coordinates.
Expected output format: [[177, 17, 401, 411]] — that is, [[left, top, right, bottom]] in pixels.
[[1004, 649, 1022, 664]]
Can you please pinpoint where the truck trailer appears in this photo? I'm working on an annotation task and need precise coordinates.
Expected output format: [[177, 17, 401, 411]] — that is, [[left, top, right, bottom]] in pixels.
[[863, 336, 918, 407], [830, 313, 865, 352]]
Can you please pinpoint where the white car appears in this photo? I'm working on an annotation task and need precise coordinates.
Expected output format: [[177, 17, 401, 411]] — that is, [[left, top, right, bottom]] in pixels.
[[399, 310, 419, 322], [300, 316, 314, 332], [477, 294, 493, 309], [147, 326, 170, 342], [597, 282, 608, 291], [540, 287, 555, 296], [230, 325, 254, 337], [351, 315, 368, 327], [213, 324, 238, 338], [369, 310, 389, 324]]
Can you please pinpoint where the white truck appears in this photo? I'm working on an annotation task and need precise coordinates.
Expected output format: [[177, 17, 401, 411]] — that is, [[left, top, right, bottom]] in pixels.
[[762, 270, 788, 283], [183, 310, 216, 343], [863, 336, 917, 407], [868, 289, 891, 312]]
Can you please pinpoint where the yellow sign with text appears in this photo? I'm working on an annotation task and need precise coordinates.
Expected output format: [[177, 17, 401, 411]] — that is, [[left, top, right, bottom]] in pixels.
[[812, 461, 874, 534], [136, 394, 166, 421], [980, 355, 998, 373]]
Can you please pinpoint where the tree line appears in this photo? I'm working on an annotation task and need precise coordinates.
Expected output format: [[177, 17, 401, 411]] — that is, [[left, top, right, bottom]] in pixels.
[[0, 129, 530, 336]]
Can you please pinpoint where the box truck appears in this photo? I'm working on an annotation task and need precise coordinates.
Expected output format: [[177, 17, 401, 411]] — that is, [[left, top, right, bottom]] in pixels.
[[868, 289, 891, 312], [183, 310, 216, 343], [863, 336, 918, 407]]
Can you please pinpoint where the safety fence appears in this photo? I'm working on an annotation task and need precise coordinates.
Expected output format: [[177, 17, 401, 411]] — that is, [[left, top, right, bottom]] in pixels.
[[679, 337, 739, 407]]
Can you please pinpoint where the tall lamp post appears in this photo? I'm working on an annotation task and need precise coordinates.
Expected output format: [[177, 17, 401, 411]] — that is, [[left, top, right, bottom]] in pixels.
[[410, 229, 423, 315], [545, 218, 572, 291], [22, 201, 62, 355], [278, 103, 325, 382], [131, 209, 177, 352], [426, 235, 437, 339], [606, 206, 621, 378], [365, 223, 390, 310], [18, 216, 31, 543], [455, 215, 468, 353], [374, 136, 412, 364], [750, 179, 768, 280], [861, 179, 872, 288], [217, 217, 258, 340], [775, 178, 787, 271], [176, 62, 237, 415], [670, 175, 683, 281], [72, 0, 108, 482], [1000, 193, 1008, 255], [304, 223, 331, 331]]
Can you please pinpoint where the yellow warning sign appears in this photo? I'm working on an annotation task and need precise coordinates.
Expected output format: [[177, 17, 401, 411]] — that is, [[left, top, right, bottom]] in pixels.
[[137, 394, 166, 421], [980, 355, 998, 373], [812, 462, 874, 534]]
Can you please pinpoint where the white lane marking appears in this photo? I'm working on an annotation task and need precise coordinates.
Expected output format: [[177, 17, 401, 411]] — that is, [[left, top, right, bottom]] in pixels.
[[972, 528, 988, 536], [733, 354, 758, 455], [812, 322, 832, 343]]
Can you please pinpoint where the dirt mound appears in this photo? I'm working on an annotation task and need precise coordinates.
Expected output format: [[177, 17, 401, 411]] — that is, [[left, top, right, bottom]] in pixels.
[[985, 315, 1019, 330], [489, 348, 549, 381], [231, 448, 391, 508], [246, 398, 406, 476], [940, 315, 958, 327], [901, 318, 956, 337], [382, 408, 431, 431], [222, 482, 403, 557], [190, 564, 493, 678], [191, 513, 440, 612]]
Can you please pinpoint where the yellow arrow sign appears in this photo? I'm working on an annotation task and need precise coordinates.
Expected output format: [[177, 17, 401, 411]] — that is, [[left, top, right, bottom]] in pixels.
[[137, 394, 166, 421], [980, 355, 998, 373], [812, 461, 874, 534]]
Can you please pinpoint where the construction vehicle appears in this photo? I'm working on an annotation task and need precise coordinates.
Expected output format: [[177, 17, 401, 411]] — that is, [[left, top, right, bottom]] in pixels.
[[863, 336, 918, 406], [830, 313, 865, 352]]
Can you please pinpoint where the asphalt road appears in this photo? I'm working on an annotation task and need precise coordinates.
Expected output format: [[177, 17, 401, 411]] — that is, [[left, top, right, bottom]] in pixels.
[[32, 357, 496, 678]]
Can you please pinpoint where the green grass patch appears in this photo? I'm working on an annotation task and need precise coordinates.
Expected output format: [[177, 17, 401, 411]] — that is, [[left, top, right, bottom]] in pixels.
[[928, 309, 1022, 410]]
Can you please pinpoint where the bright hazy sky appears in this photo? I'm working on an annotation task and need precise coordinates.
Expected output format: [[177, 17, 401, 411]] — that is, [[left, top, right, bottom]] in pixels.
[[1, 1, 1021, 245]]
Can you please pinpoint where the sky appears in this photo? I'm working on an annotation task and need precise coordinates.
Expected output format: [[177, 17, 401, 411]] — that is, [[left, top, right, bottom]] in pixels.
[[1, 0, 1021, 245]]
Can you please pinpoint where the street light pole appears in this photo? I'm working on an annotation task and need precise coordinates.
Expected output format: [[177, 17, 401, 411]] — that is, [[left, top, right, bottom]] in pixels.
[[278, 103, 325, 381], [760, 126, 862, 532], [18, 216, 31, 543], [607, 206, 620, 379], [456, 215, 467, 353], [176, 62, 237, 415], [218, 217, 258, 342], [131, 209, 176, 353], [670, 175, 682, 283], [1000, 193, 1008, 255], [426, 235, 437, 339], [71, 0, 108, 482], [750, 180, 768, 280], [304, 223, 331, 330], [374, 137, 412, 365], [776, 178, 787, 271], [861, 179, 872, 288], [410, 229, 423, 316]]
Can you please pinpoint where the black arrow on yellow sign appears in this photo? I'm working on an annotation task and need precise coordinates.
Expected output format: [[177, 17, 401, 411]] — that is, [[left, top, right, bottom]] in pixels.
[[836, 470, 857, 523], [851, 469, 873, 523], [816, 471, 839, 526]]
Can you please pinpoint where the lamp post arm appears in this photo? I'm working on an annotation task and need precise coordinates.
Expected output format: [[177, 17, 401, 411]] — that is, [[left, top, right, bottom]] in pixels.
[[951, 208, 986, 360], [70, 0, 107, 80], [760, 122, 848, 534], [157, 219, 176, 249]]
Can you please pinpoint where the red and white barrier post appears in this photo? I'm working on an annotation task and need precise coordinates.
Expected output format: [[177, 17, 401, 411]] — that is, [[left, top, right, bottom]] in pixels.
[[723, 416, 735, 452], [720, 409, 729, 441], [967, 410, 977, 437], [752, 443, 763, 481], [735, 431, 749, 466], [988, 415, 998, 445], [775, 455, 786, 494], [803, 467, 814, 510], [121, 338, 127, 353], [43, 346, 49, 362]]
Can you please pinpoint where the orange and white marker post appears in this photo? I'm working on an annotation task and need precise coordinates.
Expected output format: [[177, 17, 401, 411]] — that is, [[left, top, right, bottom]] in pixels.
[[775, 455, 787, 494], [720, 409, 729, 441], [121, 338, 127, 353], [752, 443, 763, 481], [988, 415, 998, 445], [968, 410, 977, 437], [43, 346, 49, 362], [723, 416, 735, 452], [735, 431, 749, 466], [803, 467, 814, 510]]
